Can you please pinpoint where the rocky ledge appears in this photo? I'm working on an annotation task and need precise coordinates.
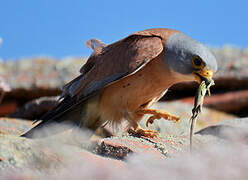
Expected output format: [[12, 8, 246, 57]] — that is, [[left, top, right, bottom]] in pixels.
[[1, 114, 248, 179]]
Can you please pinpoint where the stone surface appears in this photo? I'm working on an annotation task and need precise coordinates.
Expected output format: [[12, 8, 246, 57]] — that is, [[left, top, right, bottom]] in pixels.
[[95, 117, 248, 160], [0, 121, 222, 172], [0, 101, 18, 116], [1, 116, 248, 179], [0, 118, 32, 136], [0, 57, 84, 90], [196, 118, 248, 144], [0, 134, 124, 172], [180, 90, 248, 116]]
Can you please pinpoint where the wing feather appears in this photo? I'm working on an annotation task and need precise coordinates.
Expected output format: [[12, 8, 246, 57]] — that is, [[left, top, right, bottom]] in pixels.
[[39, 32, 164, 123], [73, 34, 163, 97]]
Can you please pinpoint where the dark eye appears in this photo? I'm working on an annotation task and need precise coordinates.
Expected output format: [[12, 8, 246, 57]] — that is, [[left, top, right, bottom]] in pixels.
[[192, 56, 204, 68]]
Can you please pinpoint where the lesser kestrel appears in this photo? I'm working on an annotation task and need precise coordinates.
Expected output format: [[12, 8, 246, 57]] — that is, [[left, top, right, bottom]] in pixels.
[[22, 28, 217, 138]]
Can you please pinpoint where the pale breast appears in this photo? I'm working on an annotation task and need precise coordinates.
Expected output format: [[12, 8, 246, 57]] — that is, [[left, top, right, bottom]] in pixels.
[[98, 54, 179, 123]]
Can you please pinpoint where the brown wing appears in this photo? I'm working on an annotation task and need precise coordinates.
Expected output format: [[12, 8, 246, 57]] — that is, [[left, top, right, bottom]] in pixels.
[[64, 28, 180, 98], [68, 34, 164, 98]]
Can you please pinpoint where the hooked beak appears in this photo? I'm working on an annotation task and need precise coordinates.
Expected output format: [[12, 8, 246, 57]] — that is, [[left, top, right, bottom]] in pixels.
[[193, 69, 214, 84]]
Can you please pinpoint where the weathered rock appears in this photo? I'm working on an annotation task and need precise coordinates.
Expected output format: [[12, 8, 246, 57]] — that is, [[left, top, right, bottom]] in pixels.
[[0, 118, 32, 135], [0, 118, 239, 174], [204, 90, 248, 116], [0, 134, 124, 172], [95, 117, 248, 160], [1, 115, 248, 178], [94, 135, 185, 159], [196, 118, 248, 144], [0, 58, 84, 115], [0, 122, 221, 172], [180, 90, 248, 116], [0, 101, 18, 116], [1, 57, 84, 90], [3, 137, 248, 180]]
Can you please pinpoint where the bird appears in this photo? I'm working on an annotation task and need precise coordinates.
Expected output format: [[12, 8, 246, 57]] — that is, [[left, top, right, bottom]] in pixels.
[[21, 28, 217, 138]]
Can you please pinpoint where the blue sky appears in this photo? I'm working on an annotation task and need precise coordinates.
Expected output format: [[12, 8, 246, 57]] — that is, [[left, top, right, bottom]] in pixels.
[[0, 0, 247, 60]]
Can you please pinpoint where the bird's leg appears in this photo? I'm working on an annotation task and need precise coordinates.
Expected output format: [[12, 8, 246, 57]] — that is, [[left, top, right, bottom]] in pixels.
[[137, 109, 180, 127], [127, 123, 159, 138]]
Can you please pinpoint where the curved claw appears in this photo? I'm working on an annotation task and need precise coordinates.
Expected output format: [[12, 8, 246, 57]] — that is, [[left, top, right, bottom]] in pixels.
[[145, 113, 180, 127], [146, 115, 160, 127]]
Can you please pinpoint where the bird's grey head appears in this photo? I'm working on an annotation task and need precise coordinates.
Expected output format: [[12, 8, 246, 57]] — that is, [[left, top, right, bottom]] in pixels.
[[164, 32, 217, 82]]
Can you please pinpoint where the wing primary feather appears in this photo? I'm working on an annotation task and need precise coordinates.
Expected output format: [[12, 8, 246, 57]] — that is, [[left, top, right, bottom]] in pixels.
[[21, 91, 99, 138]]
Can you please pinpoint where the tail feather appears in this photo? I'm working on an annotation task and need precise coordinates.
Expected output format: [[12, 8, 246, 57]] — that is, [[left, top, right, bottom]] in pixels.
[[21, 91, 101, 138], [20, 90, 100, 138], [20, 101, 85, 138]]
